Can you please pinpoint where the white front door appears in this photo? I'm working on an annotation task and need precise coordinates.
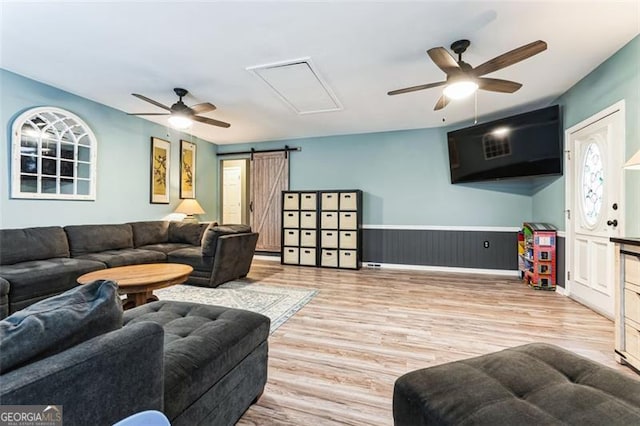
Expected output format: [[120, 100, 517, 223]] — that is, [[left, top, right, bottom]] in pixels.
[[566, 101, 625, 318]]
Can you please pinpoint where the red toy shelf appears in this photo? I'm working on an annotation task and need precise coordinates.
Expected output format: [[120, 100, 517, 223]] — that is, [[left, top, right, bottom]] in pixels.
[[518, 222, 557, 290]]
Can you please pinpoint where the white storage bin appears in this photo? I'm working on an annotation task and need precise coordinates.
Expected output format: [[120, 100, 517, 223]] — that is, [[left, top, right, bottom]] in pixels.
[[300, 193, 317, 210], [340, 192, 358, 210], [283, 247, 299, 264], [283, 211, 299, 228], [300, 248, 317, 266], [300, 230, 317, 247], [283, 229, 299, 246], [321, 230, 338, 248], [283, 193, 299, 210], [321, 212, 338, 229], [321, 249, 338, 267], [339, 231, 357, 249], [300, 211, 317, 229], [321, 192, 338, 210], [339, 250, 357, 269], [339, 212, 357, 230]]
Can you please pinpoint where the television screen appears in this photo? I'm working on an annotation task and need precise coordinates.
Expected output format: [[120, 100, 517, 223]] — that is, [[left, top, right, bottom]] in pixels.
[[447, 105, 562, 184]]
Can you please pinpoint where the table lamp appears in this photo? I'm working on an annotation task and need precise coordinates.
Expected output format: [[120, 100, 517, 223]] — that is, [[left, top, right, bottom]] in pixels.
[[174, 199, 205, 223]]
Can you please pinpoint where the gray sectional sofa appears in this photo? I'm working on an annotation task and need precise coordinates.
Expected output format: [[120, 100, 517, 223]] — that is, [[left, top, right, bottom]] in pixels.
[[0, 221, 258, 317], [0, 280, 270, 426]]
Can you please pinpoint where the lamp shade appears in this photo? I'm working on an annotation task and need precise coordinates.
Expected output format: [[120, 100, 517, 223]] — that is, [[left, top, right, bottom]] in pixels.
[[625, 149, 640, 170], [174, 199, 205, 215]]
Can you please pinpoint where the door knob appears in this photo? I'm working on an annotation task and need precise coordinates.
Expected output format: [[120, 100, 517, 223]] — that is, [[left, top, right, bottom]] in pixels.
[[607, 219, 618, 227]]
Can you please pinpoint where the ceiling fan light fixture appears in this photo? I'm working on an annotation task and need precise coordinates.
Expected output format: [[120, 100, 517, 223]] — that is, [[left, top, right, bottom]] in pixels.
[[168, 114, 193, 130], [443, 80, 478, 100]]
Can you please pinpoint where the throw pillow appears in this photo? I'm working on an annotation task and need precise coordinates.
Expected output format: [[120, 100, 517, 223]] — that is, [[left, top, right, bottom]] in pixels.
[[129, 221, 169, 247], [168, 222, 208, 246], [0, 279, 123, 374]]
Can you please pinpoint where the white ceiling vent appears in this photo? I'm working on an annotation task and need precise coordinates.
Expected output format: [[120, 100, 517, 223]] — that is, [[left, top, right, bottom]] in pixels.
[[248, 58, 342, 114]]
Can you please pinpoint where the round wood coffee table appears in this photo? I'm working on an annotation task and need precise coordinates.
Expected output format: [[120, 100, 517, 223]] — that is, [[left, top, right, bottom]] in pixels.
[[77, 263, 193, 309]]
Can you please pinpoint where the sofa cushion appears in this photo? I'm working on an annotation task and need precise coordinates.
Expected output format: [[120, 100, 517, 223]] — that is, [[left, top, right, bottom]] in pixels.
[[129, 221, 169, 248], [0, 258, 106, 309], [65, 224, 134, 257], [75, 249, 166, 268], [201, 224, 251, 258], [0, 227, 69, 265], [139, 243, 195, 255], [0, 278, 9, 320], [168, 222, 208, 246], [123, 300, 270, 420], [0, 279, 122, 374], [393, 342, 640, 426], [167, 247, 212, 272]]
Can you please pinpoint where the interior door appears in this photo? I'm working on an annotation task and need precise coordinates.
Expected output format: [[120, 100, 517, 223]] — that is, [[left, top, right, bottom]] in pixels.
[[221, 159, 248, 225], [567, 103, 624, 318], [222, 166, 242, 224], [250, 152, 289, 252]]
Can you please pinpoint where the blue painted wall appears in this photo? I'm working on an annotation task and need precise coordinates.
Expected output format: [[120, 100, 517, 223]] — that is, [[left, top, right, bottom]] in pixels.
[[0, 69, 219, 228], [532, 35, 640, 235], [4, 36, 636, 234], [217, 128, 533, 227]]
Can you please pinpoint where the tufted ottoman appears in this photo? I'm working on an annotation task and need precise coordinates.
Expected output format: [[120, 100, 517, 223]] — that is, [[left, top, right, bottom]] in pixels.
[[123, 300, 270, 426], [393, 343, 640, 425]]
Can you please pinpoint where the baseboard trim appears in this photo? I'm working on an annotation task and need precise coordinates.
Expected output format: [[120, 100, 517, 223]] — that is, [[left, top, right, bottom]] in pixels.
[[255, 255, 519, 276], [254, 255, 281, 262], [555, 286, 568, 296], [362, 224, 520, 232], [363, 262, 519, 277]]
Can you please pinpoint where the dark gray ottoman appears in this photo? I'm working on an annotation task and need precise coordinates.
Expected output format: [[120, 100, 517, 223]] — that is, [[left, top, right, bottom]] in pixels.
[[124, 300, 270, 426], [393, 343, 640, 425]]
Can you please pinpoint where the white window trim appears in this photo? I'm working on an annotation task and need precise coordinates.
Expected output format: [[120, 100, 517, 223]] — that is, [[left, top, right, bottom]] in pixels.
[[11, 106, 97, 200]]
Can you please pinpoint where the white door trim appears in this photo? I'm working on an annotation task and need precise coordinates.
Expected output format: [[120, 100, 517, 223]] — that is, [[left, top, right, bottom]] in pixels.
[[564, 100, 625, 318]]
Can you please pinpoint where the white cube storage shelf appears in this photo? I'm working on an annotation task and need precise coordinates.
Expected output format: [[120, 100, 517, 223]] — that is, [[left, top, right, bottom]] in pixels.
[[283, 193, 299, 210], [321, 230, 338, 248], [281, 190, 362, 270], [283, 211, 299, 228], [300, 211, 317, 228], [300, 248, 317, 266], [284, 229, 299, 246], [300, 230, 316, 247], [300, 193, 317, 210]]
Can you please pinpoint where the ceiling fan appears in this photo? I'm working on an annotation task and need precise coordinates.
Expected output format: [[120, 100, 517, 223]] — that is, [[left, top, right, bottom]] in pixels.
[[387, 39, 547, 110], [128, 88, 230, 129]]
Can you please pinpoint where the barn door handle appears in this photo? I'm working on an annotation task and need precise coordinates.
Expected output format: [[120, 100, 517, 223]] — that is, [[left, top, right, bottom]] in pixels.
[[249, 201, 254, 212], [607, 219, 618, 227]]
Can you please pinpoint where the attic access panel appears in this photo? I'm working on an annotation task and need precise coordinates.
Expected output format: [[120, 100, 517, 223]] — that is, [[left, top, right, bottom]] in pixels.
[[248, 58, 342, 114]]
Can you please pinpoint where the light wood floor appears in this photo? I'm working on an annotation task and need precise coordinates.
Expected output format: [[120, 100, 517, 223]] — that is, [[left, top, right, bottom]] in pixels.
[[238, 259, 638, 425]]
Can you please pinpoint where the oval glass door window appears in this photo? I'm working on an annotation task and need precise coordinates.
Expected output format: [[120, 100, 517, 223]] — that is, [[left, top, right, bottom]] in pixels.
[[581, 142, 604, 226]]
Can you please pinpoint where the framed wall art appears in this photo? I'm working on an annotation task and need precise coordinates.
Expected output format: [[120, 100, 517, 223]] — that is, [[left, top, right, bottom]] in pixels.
[[180, 140, 196, 199], [150, 137, 170, 204]]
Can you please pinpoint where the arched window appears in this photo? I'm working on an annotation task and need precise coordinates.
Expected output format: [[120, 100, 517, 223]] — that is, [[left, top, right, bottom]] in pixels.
[[12, 107, 97, 200]]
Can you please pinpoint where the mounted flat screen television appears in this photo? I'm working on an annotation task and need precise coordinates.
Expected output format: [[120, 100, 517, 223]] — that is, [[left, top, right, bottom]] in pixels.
[[447, 105, 562, 184]]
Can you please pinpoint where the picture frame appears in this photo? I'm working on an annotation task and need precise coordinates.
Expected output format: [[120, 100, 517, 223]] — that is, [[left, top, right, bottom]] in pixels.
[[180, 140, 196, 199], [150, 137, 171, 204]]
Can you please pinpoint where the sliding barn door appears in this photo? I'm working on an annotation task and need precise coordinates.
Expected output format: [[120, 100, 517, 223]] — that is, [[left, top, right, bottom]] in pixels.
[[250, 152, 289, 252]]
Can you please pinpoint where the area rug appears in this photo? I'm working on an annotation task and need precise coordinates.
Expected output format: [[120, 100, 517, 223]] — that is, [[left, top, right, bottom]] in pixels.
[[155, 281, 317, 334]]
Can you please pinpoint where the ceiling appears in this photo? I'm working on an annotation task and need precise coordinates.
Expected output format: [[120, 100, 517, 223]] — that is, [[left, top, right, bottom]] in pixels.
[[1, 1, 638, 145]]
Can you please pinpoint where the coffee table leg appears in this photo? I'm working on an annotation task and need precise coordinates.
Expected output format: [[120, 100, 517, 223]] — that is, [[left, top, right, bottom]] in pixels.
[[123, 291, 158, 310]]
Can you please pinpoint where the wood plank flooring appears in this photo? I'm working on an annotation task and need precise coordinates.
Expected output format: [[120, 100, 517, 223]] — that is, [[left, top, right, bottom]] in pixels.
[[238, 260, 638, 425]]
